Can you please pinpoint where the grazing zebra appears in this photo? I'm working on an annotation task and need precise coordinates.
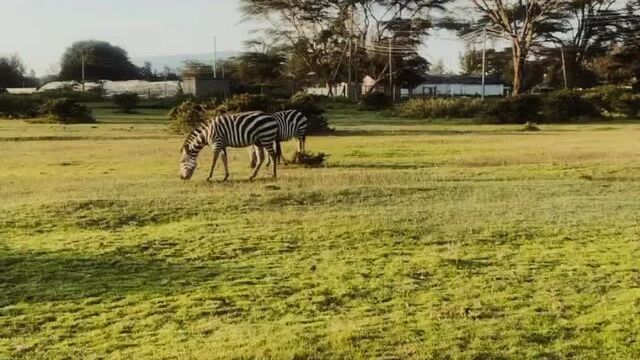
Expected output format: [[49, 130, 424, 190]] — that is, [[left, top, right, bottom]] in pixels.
[[251, 109, 308, 167], [179, 111, 279, 181]]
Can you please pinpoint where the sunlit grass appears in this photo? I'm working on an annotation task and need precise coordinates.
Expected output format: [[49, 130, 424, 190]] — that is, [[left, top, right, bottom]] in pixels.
[[1, 107, 639, 359]]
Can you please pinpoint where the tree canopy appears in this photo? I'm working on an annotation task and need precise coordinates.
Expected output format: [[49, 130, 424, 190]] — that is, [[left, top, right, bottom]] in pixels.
[[59, 40, 140, 81]]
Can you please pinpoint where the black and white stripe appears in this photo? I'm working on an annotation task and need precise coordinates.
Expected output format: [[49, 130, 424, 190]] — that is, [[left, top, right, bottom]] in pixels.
[[273, 109, 308, 153], [251, 109, 308, 167], [180, 111, 278, 181]]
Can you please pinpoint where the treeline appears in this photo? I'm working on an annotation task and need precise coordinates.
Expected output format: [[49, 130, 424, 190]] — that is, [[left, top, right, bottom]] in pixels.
[[236, 0, 640, 94], [394, 87, 640, 123]]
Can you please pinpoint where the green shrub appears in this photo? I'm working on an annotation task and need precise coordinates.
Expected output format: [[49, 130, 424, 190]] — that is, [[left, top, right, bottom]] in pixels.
[[541, 90, 601, 121], [215, 93, 278, 114], [583, 86, 633, 115], [482, 95, 542, 124], [616, 93, 640, 118], [112, 92, 140, 113], [38, 89, 103, 102], [167, 99, 218, 134], [0, 95, 42, 118], [40, 98, 95, 123], [398, 98, 486, 119], [287, 92, 333, 134], [360, 92, 391, 110]]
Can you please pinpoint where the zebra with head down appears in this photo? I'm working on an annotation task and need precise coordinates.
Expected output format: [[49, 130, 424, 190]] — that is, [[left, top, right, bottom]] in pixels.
[[180, 111, 279, 181]]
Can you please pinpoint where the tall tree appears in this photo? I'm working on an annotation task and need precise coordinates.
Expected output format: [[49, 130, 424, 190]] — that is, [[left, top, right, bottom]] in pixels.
[[548, 0, 640, 88], [59, 40, 140, 81], [0, 54, 26, 88], [467, 0, 564, 94], [241, 0, 448, 94]]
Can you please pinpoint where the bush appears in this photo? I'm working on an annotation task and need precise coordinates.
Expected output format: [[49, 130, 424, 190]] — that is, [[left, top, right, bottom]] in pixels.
[[112, 92, 140, 113], [398, 98, 486, 119], [616, 93, 640, 118], [38, 89, 104, 102], [0, 95, 42, 118], [540, 90, 601, 121], [287, 92, 333, 134], [40, 98, 95, 123], [167, 99, 218, 134], [360, 92, 391, 110], [481, 95, 542, 124], [289, 151, 328, 167], [215, 93, 278, 114], [583, 86, 634, 115]]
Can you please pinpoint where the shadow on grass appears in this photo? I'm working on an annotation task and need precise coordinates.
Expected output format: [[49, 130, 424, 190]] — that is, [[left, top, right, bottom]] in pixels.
[[0, 244, 220, 306]]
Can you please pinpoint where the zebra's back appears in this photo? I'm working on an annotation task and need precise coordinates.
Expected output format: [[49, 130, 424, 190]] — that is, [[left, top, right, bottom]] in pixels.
[[274, 110, 308, 142], [213, 111, 278, 148]]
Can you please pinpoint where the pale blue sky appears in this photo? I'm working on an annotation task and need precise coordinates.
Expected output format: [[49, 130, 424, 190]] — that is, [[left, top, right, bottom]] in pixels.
[[0, 0, 464, 76]]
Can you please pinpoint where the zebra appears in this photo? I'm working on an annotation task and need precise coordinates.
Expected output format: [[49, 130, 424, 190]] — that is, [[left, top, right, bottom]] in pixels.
[[250, 109, 308, 167], [179, 111, 279, 181]]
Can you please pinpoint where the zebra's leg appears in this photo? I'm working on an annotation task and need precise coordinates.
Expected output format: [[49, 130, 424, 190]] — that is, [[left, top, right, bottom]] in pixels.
[[249, 147, 258, 169], [266, 143, 277, 178], [207, 148, 221, 181], [249, 147, 265, 181], [221, 150, 230, 182]]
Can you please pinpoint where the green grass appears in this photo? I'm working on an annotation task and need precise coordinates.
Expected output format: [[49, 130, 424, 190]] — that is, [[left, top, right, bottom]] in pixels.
[[1, 106, 640, 359]]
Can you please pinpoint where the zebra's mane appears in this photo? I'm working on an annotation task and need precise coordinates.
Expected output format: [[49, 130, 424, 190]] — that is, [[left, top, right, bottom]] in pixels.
[[181, 119, 214, 151]]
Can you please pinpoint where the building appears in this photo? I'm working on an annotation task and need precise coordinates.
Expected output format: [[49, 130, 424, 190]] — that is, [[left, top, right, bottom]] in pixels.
[[402, 75, 510, 98], [4, 88, 38, 95], [182, 77, 230, 98]]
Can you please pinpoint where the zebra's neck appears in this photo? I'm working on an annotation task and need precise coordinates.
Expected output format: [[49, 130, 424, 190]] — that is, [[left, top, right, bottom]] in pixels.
[[184, 121, 214, 155]]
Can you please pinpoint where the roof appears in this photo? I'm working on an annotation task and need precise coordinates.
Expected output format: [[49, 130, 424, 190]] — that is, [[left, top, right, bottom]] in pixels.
[[5, 88, 38, 95], [421, 75, 505, 85]]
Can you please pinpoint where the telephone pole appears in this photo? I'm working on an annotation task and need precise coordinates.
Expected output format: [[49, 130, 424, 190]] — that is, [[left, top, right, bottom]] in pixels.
[[560, 44, 568, 89], [347, 5, 354, 99], [213, 36, 218, 78], [481, 26, 487, 100], [389, 38, 393, 101], [81, 53, 86, 92]]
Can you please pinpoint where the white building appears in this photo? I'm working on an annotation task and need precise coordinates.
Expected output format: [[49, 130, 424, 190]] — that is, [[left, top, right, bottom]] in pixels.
[[402, 75, 509, 98]]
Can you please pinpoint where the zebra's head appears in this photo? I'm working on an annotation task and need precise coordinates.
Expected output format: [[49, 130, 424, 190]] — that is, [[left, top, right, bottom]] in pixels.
[[179, 144, 197, 180]]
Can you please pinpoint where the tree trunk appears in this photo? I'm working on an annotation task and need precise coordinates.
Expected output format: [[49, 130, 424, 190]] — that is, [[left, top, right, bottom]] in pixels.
[[511, 43, 525, 95]]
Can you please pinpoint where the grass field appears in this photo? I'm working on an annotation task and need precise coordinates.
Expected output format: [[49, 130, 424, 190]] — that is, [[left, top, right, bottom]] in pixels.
[[1, 104, 640, 359]]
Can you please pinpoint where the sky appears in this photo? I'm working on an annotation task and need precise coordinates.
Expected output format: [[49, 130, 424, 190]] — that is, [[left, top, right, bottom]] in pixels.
[[0, 0, 465, 77]]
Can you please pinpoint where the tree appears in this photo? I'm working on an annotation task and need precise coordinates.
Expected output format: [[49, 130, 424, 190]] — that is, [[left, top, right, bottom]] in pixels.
[[0, 54, 26, 88], [241, 0, 448, 95], [430, 59, 447, 75], [230, 52, 286, 93], [59, 40, 140, 81], [180, 60, 214, 79], [548, 0, 640, 88], [467, 0, 565, 94]]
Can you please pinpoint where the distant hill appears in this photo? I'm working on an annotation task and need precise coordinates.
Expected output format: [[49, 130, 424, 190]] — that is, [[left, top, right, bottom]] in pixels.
[[132, 52, 240, 70]]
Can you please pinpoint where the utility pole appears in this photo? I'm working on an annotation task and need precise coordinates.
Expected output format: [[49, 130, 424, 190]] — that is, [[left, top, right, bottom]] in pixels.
[[560, 44, 568, 89], [389, 38, 393, 101], [347, 5, 354, 99], [81, 53, 86, 92], [164, 66, 168, 98], [481, 26, 487, 100], [213, 36, 218, 78]]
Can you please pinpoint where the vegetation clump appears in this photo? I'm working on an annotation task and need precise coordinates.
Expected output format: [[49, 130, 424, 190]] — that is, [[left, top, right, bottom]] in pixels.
[[398, 98, 485, 119], [360, 92, 391, 111], [287, 92, 333, 134], [112, 92, 140, 113], [289, 151, 328, 167], [167, 99, 217, 134], [39, 98, 95, 123]]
